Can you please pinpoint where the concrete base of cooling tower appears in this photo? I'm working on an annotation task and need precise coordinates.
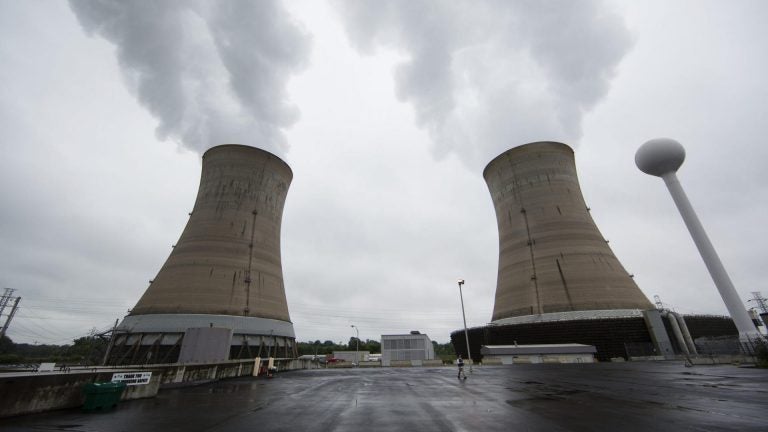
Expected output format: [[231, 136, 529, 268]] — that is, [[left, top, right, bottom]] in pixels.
[[105, 314, 296, 365], [451, 310, 740, 362], [118, 313, 295, 338], [489, 309, 645, 326]]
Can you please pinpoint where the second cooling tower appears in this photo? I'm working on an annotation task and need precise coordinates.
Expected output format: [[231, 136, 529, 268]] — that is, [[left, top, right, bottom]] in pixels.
[[483, 142, 653, 322], [107, 144, 295, 364]]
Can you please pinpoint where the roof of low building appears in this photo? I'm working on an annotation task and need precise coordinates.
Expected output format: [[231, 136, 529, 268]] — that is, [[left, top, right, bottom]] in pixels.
[[381, 333, 431, 338]]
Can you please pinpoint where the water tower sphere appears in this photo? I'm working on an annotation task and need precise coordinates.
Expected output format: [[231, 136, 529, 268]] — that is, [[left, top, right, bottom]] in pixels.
[[635, 138, 686, 177]]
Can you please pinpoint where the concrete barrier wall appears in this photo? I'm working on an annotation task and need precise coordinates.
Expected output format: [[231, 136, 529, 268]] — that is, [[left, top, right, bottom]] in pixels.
[[154, 359, 259, 386], [0, 372, 97, 418], [690, 355, 756, 365], [0, 370, 162, 418], [0, 359, 262, 418]]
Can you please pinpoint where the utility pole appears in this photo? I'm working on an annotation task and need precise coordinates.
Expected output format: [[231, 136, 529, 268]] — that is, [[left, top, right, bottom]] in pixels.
[[351, 325, 359, 367], [457, 279, 472, 374], [102, 318, 120, 366]]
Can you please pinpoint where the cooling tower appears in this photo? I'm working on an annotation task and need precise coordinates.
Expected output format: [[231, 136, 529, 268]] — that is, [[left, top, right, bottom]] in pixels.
[[484, 142, 653, 322], [107, 144, 296, 364]]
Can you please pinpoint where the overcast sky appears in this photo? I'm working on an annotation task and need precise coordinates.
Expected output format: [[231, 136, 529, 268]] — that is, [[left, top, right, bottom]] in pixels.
[[1, 1, 766, 345]]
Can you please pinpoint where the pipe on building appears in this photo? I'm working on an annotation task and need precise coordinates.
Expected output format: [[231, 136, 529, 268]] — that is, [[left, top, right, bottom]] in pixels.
[[671, 312, 698, 355], [661, 310, 690, 356]]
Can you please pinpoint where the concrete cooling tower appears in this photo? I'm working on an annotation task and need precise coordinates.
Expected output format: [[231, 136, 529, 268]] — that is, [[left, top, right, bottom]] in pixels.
[[106, 144, 296, 365], [483, 141, 653, 322]]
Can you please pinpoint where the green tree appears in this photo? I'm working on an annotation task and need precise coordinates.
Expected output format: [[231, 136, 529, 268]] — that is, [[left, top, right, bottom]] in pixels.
[[0, 335, 13, 354], [433, 341, 456, 363], [361, 339, 380, 353], [297, 340, 349, 356], [0, 335, 22, 364], [64, 336, 108, 365], [347, 337, 360, 350]]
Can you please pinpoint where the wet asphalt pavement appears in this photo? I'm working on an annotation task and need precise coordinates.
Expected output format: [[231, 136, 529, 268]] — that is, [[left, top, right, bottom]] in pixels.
[[2, 362, 767, 431]]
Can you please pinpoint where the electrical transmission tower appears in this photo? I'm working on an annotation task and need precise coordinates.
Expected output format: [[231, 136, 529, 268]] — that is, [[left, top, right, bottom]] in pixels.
[[748, 292, 768, 314], [0, 288, 22, 339]]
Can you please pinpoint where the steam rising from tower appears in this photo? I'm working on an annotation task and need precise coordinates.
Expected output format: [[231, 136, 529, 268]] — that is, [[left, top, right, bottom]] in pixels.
[[334, 1, 633, 168], [484, 142, 652, 322], [108, 145, 295, 364], [68, 0, 311, 155]]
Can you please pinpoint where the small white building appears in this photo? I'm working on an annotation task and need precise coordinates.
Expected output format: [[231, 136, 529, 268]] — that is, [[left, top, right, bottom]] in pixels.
[[381, 331, 435, 366], [481, 344, 596, 364]]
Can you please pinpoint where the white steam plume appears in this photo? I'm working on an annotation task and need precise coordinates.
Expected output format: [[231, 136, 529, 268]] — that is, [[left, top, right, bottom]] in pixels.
[[333, 0, 632, 167], [68, 0, 310, 156]]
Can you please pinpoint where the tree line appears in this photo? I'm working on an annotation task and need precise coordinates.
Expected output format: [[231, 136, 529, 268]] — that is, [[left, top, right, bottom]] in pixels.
[[296, 338, 381, 356], [1, 334, 458, 364], [296, 338, 456, 362], [0, 335, 107, 365]]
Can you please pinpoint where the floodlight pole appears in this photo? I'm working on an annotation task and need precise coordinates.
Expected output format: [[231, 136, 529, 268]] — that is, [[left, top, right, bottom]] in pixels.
[[458, 279, 472, 373], [351, 324, 359, 367]]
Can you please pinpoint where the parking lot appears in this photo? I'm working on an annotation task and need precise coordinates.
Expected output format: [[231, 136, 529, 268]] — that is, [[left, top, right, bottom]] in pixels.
[[2, 362, 767, 431]]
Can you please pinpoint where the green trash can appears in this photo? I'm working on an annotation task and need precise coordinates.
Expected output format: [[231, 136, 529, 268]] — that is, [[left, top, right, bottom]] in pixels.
[[82, 381, 127, 411]]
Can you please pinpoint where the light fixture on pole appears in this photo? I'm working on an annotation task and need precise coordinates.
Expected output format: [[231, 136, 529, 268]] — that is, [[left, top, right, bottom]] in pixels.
[[351, 324, 359, 367], [457, 279, 472, 374]]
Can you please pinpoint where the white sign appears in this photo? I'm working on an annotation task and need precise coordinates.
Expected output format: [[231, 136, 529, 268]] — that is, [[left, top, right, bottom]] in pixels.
[[111, 372, 152, 386]]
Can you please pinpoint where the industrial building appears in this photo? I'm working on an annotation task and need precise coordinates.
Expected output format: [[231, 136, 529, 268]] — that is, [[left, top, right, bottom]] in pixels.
[[105, 145, 296, 364], [452, 142, 740, 362], [381, 332, 435, 366]]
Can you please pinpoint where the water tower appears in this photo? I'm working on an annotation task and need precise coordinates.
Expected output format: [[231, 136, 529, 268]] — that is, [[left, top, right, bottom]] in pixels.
[[636, 138, 762, 346]]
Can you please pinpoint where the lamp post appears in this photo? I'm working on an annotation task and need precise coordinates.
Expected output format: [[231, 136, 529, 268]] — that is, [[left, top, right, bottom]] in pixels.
[[351, 324, 359, 367], [457, 279, 472, 373]]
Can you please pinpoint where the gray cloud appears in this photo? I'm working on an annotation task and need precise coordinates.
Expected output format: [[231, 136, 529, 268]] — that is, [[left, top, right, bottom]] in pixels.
[[333, 0, 632, 167], [68, 0, 310, 155]]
